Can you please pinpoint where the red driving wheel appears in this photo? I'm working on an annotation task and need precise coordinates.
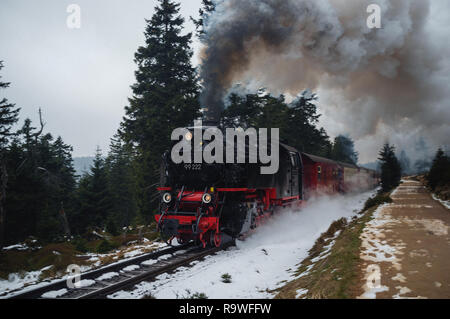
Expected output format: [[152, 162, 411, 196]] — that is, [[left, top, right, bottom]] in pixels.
[[213, 231, 221, 247]]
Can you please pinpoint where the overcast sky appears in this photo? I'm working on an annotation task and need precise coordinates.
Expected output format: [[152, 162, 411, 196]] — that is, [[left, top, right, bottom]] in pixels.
[[0, 0, 202, 157], [1, 0, 449, 163]]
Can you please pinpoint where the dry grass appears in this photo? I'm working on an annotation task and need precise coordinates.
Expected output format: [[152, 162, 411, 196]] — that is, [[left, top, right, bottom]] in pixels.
[[0, 242, 90, 280], [0, 226, 161, 281]]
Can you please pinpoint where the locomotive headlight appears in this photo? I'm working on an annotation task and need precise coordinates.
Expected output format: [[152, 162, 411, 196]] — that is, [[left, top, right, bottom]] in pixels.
[[162, 193, 172, 204], [202, 193, 212, 204], [185, 131, 193, 141]]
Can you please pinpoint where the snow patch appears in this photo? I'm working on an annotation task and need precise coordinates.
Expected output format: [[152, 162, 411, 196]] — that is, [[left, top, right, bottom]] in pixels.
[[122, 265, 140, 272], [77, 279, 96, 288], [0, 264, 55, 295], [295, 288, 308, 299], [2, 243, 29, 251], [41, 289, 68, 299], [96, 272, 120, 281], [124, 249, 144, 258], [157, 254, 172, 261], [393, 286, 427, 299], [359, 284, 389, 299], [141, 259, 159, 266], [432, 194, 450, 209], [391, 273, 407, 283]]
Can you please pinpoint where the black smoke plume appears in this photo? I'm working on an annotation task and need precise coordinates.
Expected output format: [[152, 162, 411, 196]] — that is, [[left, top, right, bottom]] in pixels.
[[199, 0, 449, 160]]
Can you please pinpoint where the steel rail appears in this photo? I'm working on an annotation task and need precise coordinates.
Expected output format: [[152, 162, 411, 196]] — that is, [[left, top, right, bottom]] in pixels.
[[7, 242, 194, 299], [75, 240, 234, 299]]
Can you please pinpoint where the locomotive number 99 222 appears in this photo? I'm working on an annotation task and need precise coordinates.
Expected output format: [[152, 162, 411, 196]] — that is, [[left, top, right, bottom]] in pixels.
[[184, 164, 202, 171]]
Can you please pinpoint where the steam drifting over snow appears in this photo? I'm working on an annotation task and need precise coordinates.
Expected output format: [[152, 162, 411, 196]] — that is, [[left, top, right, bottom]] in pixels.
[[108, 190, 375, 299]]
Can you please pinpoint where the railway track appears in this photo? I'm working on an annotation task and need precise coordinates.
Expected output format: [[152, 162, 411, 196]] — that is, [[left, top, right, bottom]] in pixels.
[[8, 238, 234, 299]]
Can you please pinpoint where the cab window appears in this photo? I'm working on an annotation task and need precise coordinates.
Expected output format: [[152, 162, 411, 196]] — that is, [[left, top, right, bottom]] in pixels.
[[290, 153, 298, 168]]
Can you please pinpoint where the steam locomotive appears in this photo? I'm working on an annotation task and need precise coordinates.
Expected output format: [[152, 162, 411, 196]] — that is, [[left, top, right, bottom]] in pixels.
[[155, 124, 379, 248]]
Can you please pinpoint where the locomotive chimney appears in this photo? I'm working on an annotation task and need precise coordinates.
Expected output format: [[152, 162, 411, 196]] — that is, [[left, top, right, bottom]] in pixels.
[[200, 106, 220, 127]]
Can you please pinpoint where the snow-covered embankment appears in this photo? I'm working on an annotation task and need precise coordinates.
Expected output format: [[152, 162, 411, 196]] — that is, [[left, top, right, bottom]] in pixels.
[[109, 190, 375, 299]]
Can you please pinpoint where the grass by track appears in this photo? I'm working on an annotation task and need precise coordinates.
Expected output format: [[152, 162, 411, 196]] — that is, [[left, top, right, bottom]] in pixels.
[[0, 225, 160, 282]]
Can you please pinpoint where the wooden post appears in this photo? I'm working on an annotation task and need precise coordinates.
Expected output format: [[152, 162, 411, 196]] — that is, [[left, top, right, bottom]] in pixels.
[[138, 226, 144, 242], [59, 202, 71, 237]]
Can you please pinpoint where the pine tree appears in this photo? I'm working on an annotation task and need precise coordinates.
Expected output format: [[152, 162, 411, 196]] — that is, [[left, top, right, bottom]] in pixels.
[[0, 61, 20, 247], [378, 144, 402, 192], [0, 62, 20, 147], [191, 0, 215, 38], [88, 147, 110, 227], [220, 92, 265, 129], [105, 134, 138, 228], [222, 91, 332, 156], [331, 135, 359, 165], [4, 112, 77, 243], [72, 147, 111, 235], [285, 92, 331, 156], [427, 148, 450, 191], [121, 0, 200, 221]]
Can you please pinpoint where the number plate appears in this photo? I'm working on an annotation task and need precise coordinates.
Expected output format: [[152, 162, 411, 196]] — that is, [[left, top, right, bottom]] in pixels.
[[184, 164, 202, 171]]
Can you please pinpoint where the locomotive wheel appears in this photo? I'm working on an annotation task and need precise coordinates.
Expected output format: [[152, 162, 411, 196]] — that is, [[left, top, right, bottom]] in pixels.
[[176, 236, 187, 245], [160, 230, 173, 245], [165, 236, 175, 246], [220, 198, 248, 238], [210, 231, 221, 248]]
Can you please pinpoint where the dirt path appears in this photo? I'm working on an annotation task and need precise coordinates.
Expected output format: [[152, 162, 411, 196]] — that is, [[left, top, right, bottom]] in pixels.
[[357, 178, 450, 299]]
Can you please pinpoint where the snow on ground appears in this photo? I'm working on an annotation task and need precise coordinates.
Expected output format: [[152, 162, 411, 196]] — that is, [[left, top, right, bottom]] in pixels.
[[295, 288, 308, 299], [77, 279, 96, 288], [122, 265, 140, 272], [96, 272, 120, 281], [432, 194, 450, 210], [0, 240, 168, 298], [108, 190, 376, 299], [358, 204, 399, 299], [41, 288, 68, 299], [2, 243, 29, 251], [0, 265, 54, 297]]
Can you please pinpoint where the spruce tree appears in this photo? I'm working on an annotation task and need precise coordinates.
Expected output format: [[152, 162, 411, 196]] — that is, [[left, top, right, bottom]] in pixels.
[[331, 135, 359, 165], [72, 147, 110, 235], [121, 0, 200, 221], [378, 144, 402, 192], [427, 148, 450, 191], [88, 147, 110, 227], [192, 0, 215, 38], [105, 134, 138, 228], [4, 113, 77, 243], [285, 92, 331, 156], [0, 62, 20, 147], [0, 61, 20, 247], [222, 91, 332, 157]]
